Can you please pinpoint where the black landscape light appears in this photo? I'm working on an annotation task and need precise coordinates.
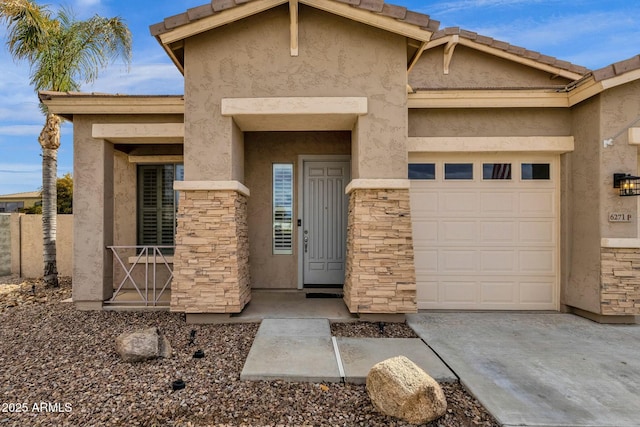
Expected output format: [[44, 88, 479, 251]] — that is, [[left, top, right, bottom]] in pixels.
[[193, 349, 205, 359], [172, 379, 185, 391]]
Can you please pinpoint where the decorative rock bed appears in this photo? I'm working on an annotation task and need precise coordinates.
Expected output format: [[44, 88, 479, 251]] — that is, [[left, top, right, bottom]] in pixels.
[[0, 276, 498, 426]]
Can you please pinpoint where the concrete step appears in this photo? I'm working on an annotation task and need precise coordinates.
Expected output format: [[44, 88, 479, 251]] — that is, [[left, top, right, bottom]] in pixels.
[[240, 318, 457, 384]]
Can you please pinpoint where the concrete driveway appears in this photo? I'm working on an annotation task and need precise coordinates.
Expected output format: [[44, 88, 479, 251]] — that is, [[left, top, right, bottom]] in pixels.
[[407, 313, 640, 427]]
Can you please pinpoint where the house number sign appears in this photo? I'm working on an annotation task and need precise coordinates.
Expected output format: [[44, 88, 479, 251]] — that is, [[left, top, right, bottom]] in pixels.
[[609, 212, 633, 222]]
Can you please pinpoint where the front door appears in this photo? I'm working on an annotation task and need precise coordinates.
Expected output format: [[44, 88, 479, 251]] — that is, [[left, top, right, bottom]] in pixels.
[[302, 161, 350, 286]]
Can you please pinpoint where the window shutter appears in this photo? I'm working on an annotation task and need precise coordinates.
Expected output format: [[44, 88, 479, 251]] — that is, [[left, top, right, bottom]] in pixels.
[[273, 164, 293, 254], [137, 164, 181, 249]]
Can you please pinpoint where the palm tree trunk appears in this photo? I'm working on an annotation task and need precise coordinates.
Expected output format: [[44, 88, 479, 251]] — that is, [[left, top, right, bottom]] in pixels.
[[39, 113, 61, 288]]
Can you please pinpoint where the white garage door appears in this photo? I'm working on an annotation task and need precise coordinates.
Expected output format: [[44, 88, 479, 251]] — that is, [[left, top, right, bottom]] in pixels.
[[409, 153, 559, 310]]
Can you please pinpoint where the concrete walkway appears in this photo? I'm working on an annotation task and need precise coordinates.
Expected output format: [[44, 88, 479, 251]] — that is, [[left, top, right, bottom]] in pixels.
[[407, 313, 640, 427], [241, 318, 456, 384]]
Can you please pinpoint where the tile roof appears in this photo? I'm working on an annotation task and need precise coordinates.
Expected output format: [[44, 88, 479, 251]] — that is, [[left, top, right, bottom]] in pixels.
[[430, 27, 590, 76], [0, 191, 41, 199], [149, 0, 440, 37], [592, 55, 640, 82]]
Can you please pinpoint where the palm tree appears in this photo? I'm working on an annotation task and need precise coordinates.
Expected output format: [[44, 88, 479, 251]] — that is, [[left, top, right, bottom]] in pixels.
[[0, 0, 131, 287]]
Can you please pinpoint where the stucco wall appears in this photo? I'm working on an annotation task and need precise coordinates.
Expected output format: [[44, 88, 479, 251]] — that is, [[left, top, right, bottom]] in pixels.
[[564, 96, 602, 313], [72, 114, 182, 306], [184, 4, 408, 181], [244, 131, 350, 288], [18, 214, 73, 278], [599, 80, 640, 237], [0, 214, 10, 276], [409, 108, 572, 137], [409, 45, 572, 89]]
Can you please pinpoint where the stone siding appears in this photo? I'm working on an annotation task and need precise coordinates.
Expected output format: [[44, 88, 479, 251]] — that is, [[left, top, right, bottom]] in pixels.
[[171, 190, 250, 313], [344, 188, 417, 313], [600, 248, 640, 315]]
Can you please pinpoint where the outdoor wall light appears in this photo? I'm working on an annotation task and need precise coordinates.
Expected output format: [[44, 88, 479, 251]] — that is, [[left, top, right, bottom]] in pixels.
[[613, 173, 640, 196]]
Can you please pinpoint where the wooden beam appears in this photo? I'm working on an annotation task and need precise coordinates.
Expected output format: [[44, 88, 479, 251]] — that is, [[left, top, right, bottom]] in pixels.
[[289, 0, 299, 56], [300, 0, 432, 42], [408, 90, 570, 108], [159, 0, 288, 44], [407, 41, 426, 75], [443, 35, 459, 75], [421, 35, 583, 81]]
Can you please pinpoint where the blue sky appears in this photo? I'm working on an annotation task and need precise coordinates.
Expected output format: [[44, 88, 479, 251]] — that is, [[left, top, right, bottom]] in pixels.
[[0, 0, 638, 194]]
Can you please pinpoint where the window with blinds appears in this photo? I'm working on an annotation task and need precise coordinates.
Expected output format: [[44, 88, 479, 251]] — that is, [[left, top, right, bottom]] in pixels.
[[137, 164, 183, 251], [273, 164, 293, 255]]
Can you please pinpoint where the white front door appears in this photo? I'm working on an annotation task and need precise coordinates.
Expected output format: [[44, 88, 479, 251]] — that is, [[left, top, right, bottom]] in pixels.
[[302, 161, 350, 285]]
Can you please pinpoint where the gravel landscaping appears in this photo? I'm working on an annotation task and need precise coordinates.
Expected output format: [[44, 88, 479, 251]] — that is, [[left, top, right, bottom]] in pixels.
[[0, 276, 499, 426]]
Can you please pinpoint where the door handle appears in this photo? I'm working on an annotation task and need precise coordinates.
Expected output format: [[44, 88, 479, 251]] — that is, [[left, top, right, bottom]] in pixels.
[[304, 230, 309, 253]]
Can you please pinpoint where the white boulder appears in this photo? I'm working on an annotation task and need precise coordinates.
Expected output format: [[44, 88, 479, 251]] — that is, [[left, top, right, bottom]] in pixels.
[[115, 327, 172, 363], [366, 355, 447, 424]]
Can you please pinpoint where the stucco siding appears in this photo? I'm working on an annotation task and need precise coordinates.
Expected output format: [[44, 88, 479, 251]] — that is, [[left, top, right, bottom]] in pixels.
[[599, 80, 640, 237], [184, 4, 408, 181], [410, 45, 573, 89], [0, 214, 10, 276], [244, 131, 350, 288], [73, 114, 183, 306], [409, 108, 572, 137], [564, 96, 602, 313]]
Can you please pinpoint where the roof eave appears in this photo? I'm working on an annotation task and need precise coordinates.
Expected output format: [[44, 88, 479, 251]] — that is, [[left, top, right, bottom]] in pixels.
[[150, 0, 438, 70], [38, 92, 185, 118]]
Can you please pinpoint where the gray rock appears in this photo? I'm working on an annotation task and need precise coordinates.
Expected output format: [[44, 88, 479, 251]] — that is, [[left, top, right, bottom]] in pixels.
[[115, 327, 173, 362], [366, 355, 447, 424]]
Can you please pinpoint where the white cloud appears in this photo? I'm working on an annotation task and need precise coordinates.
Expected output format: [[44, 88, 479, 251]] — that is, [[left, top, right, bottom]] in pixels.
[[75, 0, 102, 6], [0, 125, 43, 137], [426, 0, 556, 16], [84, 62, 184, 94]]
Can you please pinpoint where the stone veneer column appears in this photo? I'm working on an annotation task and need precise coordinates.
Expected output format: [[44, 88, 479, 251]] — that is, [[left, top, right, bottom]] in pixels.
[[344, 181, 417, 313], [600, 247, 640, 315], [171, 182, 250, 313]]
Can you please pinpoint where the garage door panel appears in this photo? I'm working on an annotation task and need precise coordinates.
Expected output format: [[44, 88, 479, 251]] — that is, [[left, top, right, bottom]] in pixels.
[[480, 281, 517, 303], [520, 281, 554, 304], [416, 281, 438, 305], [519, 221, 554, 243], [412, 220, 438, 243], [519, 250, 554, 273], [519, 192, 554, 215], [410, 154, 559, 311], [480, 251, 516, 272], [441, 221, 477, 242], [441, 192, 479, 213], [441, 281, 477, 303], [480, 221, 516, 242], [440, 250, 476, 272], [414, 249, 437, 272], [480, 192, 517, 214], [409, 189, 438, 213]]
